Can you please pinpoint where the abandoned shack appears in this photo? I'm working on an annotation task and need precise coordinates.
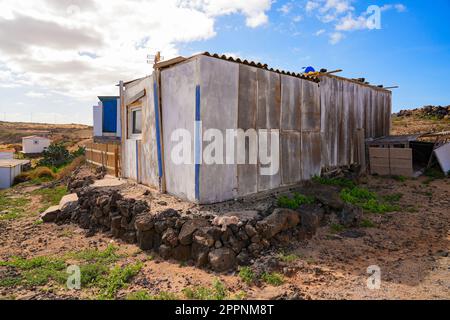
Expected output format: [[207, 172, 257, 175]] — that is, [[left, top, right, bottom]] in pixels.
[[119, 52, 392, 204]]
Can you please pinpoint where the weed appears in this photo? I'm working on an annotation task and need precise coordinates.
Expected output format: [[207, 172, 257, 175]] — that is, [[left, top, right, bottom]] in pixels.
[[126, 290, 152, 300], [238, 267, 256, 285], [261, 272, 284, 286], [0, 193, 31, 221], [79, 263, 109, 287], [360, 219, 376, 228], [277, 252, 299, 263], [340, 187, 399, 213], [0, 256, 67, 287], [98, 262, 143, 300], [330, 223, 345, 233], [392, 175, 407, 182], [33, 219, 44, 226], [183, 279, 228, 300], [70, 245, 121, 265], [33, 186, 68, 213], [382, 193, 403, 203], [277, 193, 315, 210], [312, 176, 356, 189]]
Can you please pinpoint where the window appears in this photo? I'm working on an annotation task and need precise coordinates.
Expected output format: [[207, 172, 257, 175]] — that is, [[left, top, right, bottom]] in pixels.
[[132, 109, 142, 134], [33, 140, 39, 145]]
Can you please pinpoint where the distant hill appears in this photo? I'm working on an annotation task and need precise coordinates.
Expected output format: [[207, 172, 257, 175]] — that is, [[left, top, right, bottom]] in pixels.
[[392, 105, 450, 135], [0, 121, 92, 150]]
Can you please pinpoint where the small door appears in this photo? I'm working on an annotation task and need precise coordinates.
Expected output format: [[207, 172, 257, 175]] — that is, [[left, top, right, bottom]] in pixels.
[[102, 100, 117, 133]]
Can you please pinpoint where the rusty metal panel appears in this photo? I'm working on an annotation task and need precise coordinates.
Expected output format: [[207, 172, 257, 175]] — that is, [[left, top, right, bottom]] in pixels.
[[258, 129, 281, 192], [257, 69, 281, 129], [301, 80, 320, 132], [301, 131, 322, 180], [281, 75, 301, 131], [281, 132, 301, 185], [238, 65, 257, 130], [237, 64, 258, 196]]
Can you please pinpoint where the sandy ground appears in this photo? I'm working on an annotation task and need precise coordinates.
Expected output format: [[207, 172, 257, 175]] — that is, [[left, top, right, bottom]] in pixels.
[[0, 175, 448, 300]]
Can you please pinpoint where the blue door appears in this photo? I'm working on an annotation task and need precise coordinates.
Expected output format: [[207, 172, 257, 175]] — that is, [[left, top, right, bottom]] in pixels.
[[102, 100, 117, 133]]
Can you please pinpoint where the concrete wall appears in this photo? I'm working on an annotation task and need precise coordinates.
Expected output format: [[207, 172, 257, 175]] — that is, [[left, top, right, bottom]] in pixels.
[[93, 104, 103, 137], [0, 152, 14, 160], [22, 138, 50, 154]]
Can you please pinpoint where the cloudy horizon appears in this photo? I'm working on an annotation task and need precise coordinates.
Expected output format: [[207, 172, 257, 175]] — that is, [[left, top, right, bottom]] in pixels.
[[0, 0, 449, 125]]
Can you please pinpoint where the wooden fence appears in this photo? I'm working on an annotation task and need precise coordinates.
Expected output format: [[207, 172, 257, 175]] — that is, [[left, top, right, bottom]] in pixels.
[[369, 147, 413, 177], [84, 142, 120, 177]]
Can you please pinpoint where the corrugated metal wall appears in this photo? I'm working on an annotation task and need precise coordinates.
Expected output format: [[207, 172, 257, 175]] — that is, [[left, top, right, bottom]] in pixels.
[[122, 56, 392, 204], [320, 75, 391, 169]]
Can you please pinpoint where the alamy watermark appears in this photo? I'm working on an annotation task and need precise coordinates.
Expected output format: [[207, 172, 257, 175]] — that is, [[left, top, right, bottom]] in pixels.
[[170, 123, 280, 176], [367, 265, 381, 290]]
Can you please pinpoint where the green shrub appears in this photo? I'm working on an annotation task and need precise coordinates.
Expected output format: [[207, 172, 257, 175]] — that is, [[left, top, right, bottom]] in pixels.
[[261, 272, 284, 286], [39, 143, 72, 168], [98, 262, 143, 300], [340, 187, 399, 214], [277, 193, 315, 209], [239, 267, 256, 285], [330, 223, 345, 233], [360, 219, 376, 228], [183, 279, 228, 300], [277, 252, 299, 263]]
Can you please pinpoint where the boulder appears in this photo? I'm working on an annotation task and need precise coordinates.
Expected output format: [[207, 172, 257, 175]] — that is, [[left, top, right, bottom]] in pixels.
[[257, 208, 301, 239], [172, 245, 192, 261], [193, 228, 215, 248], [40, 206, 60, 223], [312, 186, 345, 210], [236, 250, 251, 266], [338, 204, 363, 227], [212, 211, 260, 231], [245, 224, 257, 238], [137, 230, 154, 250], [134, 214, 154, 231], [159, 244, 172, 260], [122, 231, 137, 244], [178, 219, 209, 245], [191, 242, 209, 267], [208, 248, 236, 272], [297, 204, 325, 234], [59, 193, 79, 211], [162, 228, 179, 247]]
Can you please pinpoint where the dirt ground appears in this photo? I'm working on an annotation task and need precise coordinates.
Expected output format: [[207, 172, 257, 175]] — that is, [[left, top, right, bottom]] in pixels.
[[0, 174, 448, 300]]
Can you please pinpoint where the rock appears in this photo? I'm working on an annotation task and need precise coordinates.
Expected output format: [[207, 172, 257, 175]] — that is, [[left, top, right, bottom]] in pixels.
[[338, 204, 363, 227], [122, 231, 137, 244], [213, 211, 260, 231], [208, 248, 236, 272], [193, 228, 215, 248], [257, 209, 301, 239], [245, 224, 257, 238], [236, 250, 251, 266], [248, 243, 263, 255], [59, 193, 79, 211], [340, 229, 366, 238], [162, 228, 179, 247], [159, 244, 172, 260], [178, 219, 209, 245], [134, 214, 153, 232], [111, 215, 122, 230], [172, 245, 191, 261], [137, 230, 154, 250], [228, 235, 245, 254], [191, 242, 209, 267], [40, 206, 60, 223], [215, 241, 223, 249], [312, 186, 345, 210], [297, 204, 325, 234]]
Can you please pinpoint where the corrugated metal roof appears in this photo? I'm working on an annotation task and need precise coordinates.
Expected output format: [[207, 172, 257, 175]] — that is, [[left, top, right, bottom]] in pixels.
[[155, 52, 320, 83]]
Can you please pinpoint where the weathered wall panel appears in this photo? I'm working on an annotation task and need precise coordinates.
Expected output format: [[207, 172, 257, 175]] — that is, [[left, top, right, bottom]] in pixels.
[[281, 132, 301, 185], [281, 75, 301, 131], [161, 60, 197, 202], [301, 132, 322, 180], [301, 80, 321, 132], [257, 69, 281, 129], [199, 56, 239, 204]]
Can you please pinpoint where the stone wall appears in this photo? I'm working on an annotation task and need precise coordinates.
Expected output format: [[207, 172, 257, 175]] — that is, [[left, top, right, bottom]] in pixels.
[[53, 182, 362, 272]]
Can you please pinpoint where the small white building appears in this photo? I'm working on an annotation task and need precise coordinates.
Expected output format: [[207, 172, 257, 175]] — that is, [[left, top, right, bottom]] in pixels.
[[0, 159, 31, 189], [22, 136, 51, 155], [0, 149, 14, 160]]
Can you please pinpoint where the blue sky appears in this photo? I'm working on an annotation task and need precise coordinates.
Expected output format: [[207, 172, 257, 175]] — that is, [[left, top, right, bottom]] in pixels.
[[0, 0, 449, 125]]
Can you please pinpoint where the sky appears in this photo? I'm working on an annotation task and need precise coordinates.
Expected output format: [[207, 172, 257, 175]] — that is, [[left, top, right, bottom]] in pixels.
[[0, 0, 449, 125]]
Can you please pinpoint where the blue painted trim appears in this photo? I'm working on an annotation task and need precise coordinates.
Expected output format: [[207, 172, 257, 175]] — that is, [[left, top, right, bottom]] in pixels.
[[195, 85, 201, 201], [153, 82, 163, 178], [135, 140, 139, 182]]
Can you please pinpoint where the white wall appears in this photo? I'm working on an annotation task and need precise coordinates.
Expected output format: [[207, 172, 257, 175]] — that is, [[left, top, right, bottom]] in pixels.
[[0, 152, 14, 160], [0, 165, 21, 189], [22, 138, 51, 154], [93, 103, 103, 137]]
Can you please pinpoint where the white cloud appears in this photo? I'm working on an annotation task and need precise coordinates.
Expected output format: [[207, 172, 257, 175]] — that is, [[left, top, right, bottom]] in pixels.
[[292, 15, 303, 22], [335, 14, 368, 31], [25, 91, 49, 98], [0, 0, 272, 102], [278, 3, 293, 15], [395, 4, 407, 12], [306, 1, 320, 12], [329, 32, 344, 44], [315, 29, 326, 36]]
